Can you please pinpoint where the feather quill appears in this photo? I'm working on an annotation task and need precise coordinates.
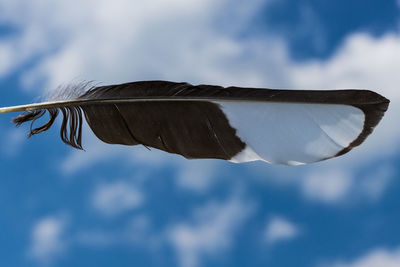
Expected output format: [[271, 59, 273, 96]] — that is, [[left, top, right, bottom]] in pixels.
[[0, 80, 390, 164]]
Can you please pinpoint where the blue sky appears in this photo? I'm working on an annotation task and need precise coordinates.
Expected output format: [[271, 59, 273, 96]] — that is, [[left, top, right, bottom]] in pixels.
[[0, 0, 399, 267]]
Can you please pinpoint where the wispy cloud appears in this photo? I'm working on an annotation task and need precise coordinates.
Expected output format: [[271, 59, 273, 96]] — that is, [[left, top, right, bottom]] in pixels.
[[176, 160, 220, 192], [168, 195, 254, 267], [264, 216, 300, 244], [0, 42, 15, 76], [0, 0, 270, 90], [321, 247, 400, 267], [298, 164, 394, 204], [91, 180, 144, 217], [301, 170, 353, 204], [28, 215, 68, 264]]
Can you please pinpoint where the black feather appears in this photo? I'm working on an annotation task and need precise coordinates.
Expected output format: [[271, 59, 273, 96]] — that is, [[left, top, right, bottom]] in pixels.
[[3, 80, 390, 163]]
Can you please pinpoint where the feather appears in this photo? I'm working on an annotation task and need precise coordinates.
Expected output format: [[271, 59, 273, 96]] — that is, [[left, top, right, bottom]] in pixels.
[[0, 80, 390, 165]]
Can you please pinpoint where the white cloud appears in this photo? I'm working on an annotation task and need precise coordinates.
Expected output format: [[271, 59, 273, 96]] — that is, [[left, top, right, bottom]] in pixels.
[[77, 194, 254, 266], [291, 33, 400, 93], [295, 163, 394, 204], [176, 160, 220, 192], [0, 42, 15, 76], [91, 181, 144, 216], [168, 196, 254, 267], [28, 215, 68, 264], [301, 170, 353, 203], [0, 0, 272, 90], [322, 247, 400, 267], [264, 216, 300, 244]]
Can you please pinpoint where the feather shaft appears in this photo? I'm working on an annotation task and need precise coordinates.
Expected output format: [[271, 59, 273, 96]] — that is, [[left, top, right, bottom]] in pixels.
[[0, 91, 388, 114]]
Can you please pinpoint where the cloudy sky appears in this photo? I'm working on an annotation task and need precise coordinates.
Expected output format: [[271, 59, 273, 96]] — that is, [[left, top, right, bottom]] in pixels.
[[0, 0, 399, 266]]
